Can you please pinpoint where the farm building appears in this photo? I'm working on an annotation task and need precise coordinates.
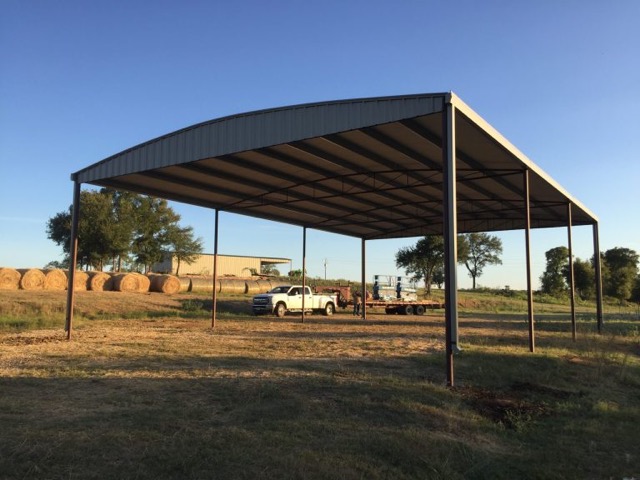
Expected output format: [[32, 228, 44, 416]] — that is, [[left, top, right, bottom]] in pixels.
[[67, 91, 603, 385], [152, 253, 290, 277]]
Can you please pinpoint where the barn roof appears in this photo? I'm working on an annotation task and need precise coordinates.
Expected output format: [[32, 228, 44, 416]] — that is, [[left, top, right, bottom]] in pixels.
[[73, 92, 597, 240]]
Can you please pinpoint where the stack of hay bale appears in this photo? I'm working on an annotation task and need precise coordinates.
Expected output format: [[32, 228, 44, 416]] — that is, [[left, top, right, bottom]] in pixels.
[[0, 268, 183, 294]]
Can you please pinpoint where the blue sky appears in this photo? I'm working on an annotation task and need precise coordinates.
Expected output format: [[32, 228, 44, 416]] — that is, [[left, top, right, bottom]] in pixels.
[[1, 0, 638, 289]]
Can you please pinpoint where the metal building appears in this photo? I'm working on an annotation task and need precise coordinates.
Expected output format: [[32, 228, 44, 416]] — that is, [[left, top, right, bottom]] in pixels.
[[65, 92, 603, 385], [152, 253, 290, 276]]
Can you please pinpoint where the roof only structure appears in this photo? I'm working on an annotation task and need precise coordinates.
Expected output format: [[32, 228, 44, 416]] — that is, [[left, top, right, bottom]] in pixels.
[[66, 92, 604, 385]]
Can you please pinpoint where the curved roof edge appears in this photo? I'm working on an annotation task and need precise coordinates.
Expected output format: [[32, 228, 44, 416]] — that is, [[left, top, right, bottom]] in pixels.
[[74, 92, 449, 184]]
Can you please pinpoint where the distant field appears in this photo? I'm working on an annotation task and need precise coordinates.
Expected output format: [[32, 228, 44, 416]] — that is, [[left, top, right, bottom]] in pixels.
[[0, 290, 638, 479]]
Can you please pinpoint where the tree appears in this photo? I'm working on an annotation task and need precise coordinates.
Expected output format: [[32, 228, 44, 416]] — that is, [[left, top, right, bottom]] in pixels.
[[46, 190, 117, 270], [564, 257, 595, 300], [165, 225, 204, 276], [108, 189, 138, 271], [395, 236, 445, 295], [603, 247, 639, 302], [44, 259, 69, 270], [288, 269, 306, 279], [457, 233, 503, 289], [261, 264, 280, 276], [631, 275, 640, 303], [130, 196, 181, 272], [540, 246, 569, 296], [432, 266, 445, 289], [47, 189, 200, 274]]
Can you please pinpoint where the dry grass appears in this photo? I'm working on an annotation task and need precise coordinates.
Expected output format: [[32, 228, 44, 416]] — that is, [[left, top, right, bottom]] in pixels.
[[0, 290, 638, 479]]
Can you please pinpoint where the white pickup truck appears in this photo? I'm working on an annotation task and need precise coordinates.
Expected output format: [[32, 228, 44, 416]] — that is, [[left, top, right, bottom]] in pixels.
[[252, 285, 337, 317]]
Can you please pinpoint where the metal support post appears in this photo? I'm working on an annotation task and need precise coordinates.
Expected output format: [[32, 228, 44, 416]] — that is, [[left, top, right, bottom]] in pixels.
[[592, 222, 604, 333], [361, 238, 366, 320], [64, 181, 81, 340], [442, 99, 459, 387], [302, 227, 307, 323], [523, 170, 535, 352], [567, 204, 576, 341], [211, 209, 219, 329]]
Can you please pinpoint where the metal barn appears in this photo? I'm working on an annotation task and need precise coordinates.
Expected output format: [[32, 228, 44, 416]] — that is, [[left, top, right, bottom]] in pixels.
[[65, 92, 603, 385]]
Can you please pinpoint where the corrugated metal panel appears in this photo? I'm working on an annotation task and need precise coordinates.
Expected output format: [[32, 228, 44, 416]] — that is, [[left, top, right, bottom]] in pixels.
[[74, 93, 446, 183], [152, 254, 291, 276]]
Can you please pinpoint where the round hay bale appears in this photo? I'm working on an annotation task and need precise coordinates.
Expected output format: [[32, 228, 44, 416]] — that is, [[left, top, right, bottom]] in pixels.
[[149, 274, 180, 294], [189, 277, 219, 293], [256, 279, 272, 293], [135, 273, 150, 293], [18, 268, 45, 290], [0, 267, 21, 290], [73, 271, 89, 291], [88, 271, 113, 291], [220, 278, 247, 294], [177, 276, 192, 292], [112, 273, 139, 292], [42, 269, 67, 291], [245, 280, 261, 294]]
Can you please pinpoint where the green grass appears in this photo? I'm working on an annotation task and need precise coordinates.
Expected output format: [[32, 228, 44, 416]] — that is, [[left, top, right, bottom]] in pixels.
[[0, 290, 638, 479]]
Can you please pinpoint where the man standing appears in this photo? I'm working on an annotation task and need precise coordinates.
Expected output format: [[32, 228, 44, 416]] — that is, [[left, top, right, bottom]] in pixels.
[[353, 291, 362, 316]]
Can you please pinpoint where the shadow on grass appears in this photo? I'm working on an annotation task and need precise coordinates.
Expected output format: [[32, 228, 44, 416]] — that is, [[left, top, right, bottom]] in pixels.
[[0, 354, 469, 480], [2, 345, 639, 480]]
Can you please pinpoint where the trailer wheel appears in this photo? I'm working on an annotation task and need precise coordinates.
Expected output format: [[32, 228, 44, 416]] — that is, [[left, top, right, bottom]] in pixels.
[[402, 305, 414, 315], [323, 302, 335, 316], [275, 302, 287, 318], [414, 305, 425, 315], [385, 307, 397, 315]]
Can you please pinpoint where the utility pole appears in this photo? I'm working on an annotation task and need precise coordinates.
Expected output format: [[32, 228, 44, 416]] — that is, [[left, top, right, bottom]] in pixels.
[[323, 258, 328, 280]]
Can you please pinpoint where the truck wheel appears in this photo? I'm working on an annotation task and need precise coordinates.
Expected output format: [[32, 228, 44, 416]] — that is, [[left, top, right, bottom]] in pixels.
[[275, 302, 286, 318], [414, 305, 425, 315], [323, 302, 335, 316], [402, 305, 414, 315]]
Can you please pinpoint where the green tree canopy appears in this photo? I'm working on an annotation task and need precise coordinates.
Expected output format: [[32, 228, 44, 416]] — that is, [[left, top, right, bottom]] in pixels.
[[129, 196, 181, 272], [395, 236, 445, 295], [603, 247, 639, 302], [165, 225, 204, 276], [46, 189, 119, 270], [261, 264, 280, 276], [564, 257, 595, 300], [457, 233, 503, 289], [540, 246, 569, 296], [631, 275, 640, 303], [47, 189, 202, 273], [288, 269, 306, 279]]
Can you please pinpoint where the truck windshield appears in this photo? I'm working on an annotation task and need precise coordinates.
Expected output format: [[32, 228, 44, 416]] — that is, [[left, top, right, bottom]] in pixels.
[[269, 286, 291, 294]]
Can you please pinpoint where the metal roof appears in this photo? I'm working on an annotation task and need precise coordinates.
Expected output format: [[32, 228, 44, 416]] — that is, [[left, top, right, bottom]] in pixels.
[[73, 92, 597, 240]]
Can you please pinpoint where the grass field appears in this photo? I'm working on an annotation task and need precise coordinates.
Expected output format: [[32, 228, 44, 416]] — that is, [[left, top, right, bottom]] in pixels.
[[0, 290, 638, 479]]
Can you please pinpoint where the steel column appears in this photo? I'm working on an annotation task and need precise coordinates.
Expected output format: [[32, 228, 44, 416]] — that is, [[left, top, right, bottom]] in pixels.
[[523, 170, 535, 352], [211, 209, 219, 329], [361, 238, 366, 320], [64, 181, 81, 340], [442, 99, 459, 387], [567, 203, 576, 341], [593, 222, 604, 333], [302, 227, 307, 323]]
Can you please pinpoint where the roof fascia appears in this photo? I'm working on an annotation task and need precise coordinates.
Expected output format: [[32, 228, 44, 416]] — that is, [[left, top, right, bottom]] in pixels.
[[449, 92, 598, 223]]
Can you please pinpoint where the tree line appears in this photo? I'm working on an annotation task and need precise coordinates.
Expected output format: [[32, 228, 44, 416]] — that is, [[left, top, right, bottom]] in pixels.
[[396, 234, 640, 303], [540, 246, 639, 303], [46, 189, 203, 274]]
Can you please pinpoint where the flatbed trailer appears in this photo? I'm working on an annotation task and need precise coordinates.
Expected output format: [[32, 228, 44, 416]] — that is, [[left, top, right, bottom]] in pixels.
[[364, 300, 444, 315], [313, 284, 444, 315]]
